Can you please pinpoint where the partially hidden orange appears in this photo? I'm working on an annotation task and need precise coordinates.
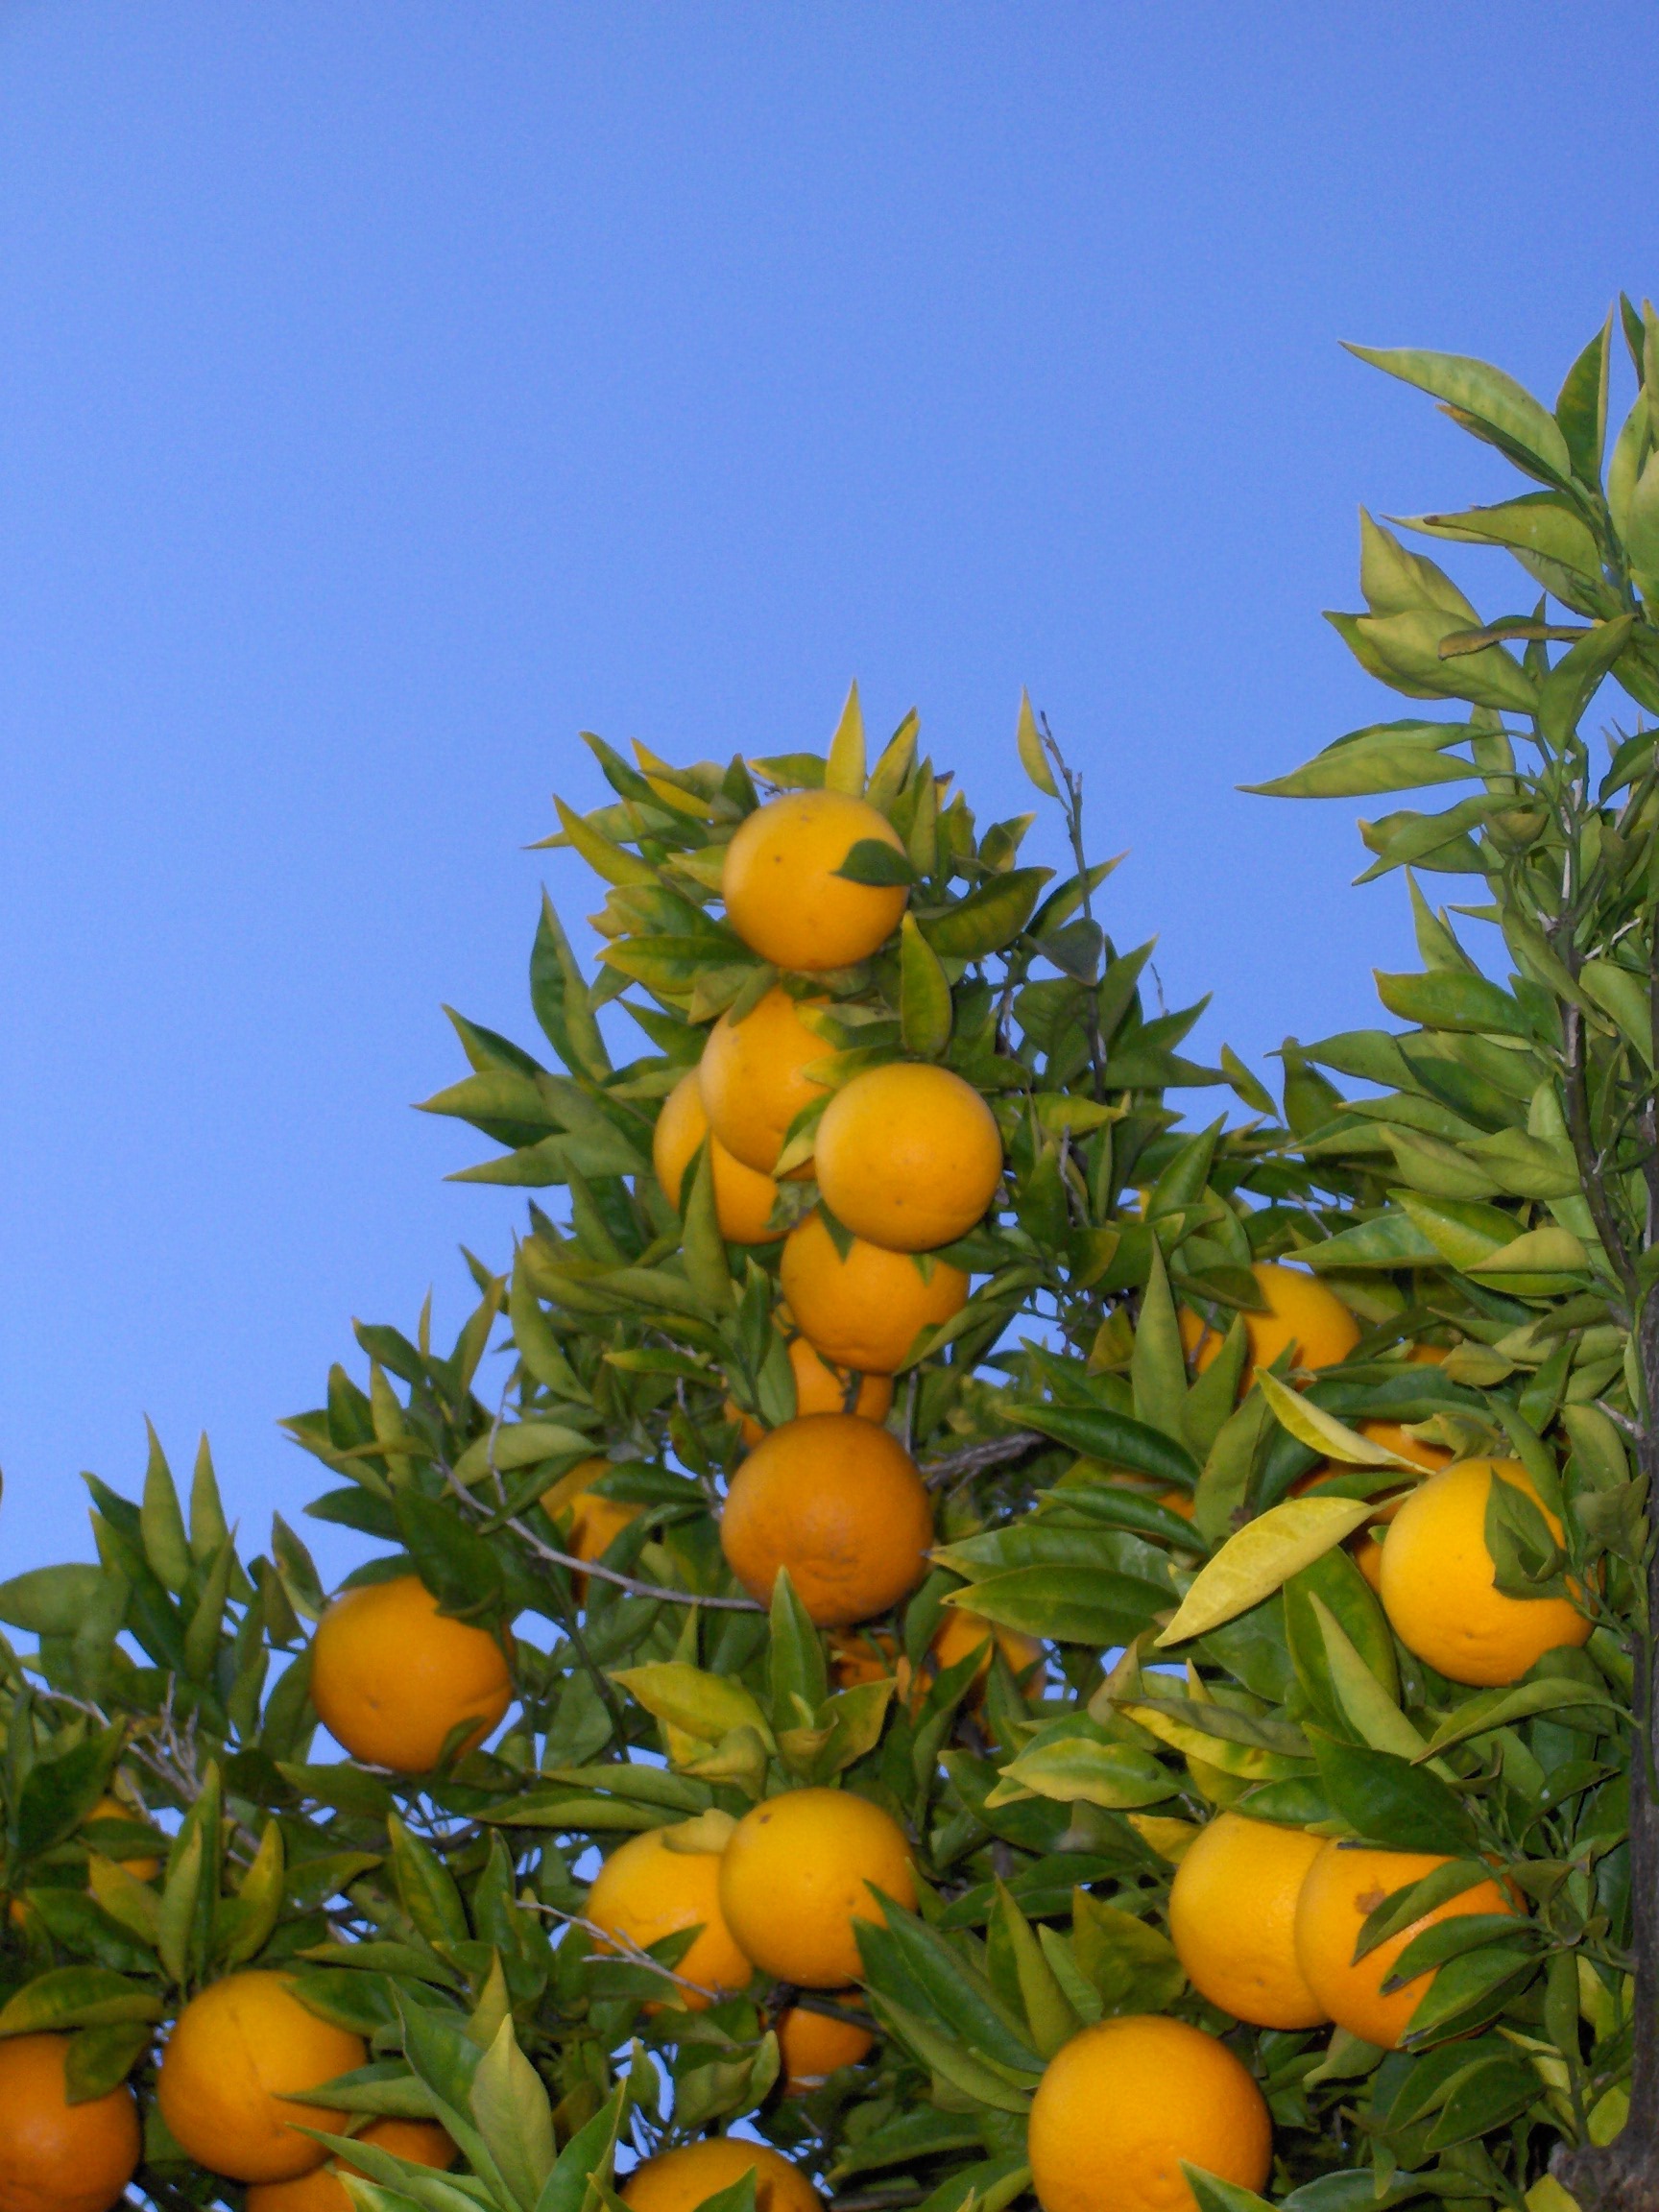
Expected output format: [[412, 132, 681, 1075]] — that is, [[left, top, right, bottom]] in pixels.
[[0, 2032, 140, 2212], [729, 1334, 894, 1444], [309, 1575, 513, 1772], [719, 1786, 916, 1987], [1166, 1811, 1328, 2029], [1181, 1263, 1359, 1385], [722, 788, 908, 973], [720, 1412, 933, 1625], [778, 1995, 876, 2089], [157, 1972, 368, 2183], [623, 2138, 821, 2212], [585, 1825, 753, 2008], [780, 1210, 969, 1372], [698, 988, 830, 1174], [245, 2120, 457, 2212], [653, 1068, 785, 1242]]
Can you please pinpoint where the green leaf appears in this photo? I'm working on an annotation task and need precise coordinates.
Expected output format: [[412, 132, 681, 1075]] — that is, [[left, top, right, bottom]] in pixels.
[[1345, 343, 1573, 485], [551, 795, 657, 887], [14, 1723, 124, 1859], [990, 1736, 1174, 1812], [140, 1421, 191, 1597], [611, 1664, 770, 1746], [1157, 1496, 1374, 1646], [63, 2020, 151, 2104], [1556, 313, 1613, 482], [1352, 1858, 1497, 1961], [0, 1968, 163, 2036], [680, 1139, 734, 1314], [1016, 690, 1059, 798], [1243, 721, 1477, 799], [900, 915, 953, 1057], [470, 2014, 555, 2212], [1001, 1402, 1199, 1493], [836, 837, 919, 887], [1070, 1893, 1187, 2014], [826, 681, 866, 794], [767, 1570, 829, 1745], [1374, 970, 1531, 1039], [993, 1881, 1082, 2057], [1130, 1240, 1188, 1445], [389, 1815, 470, 1951], [865, 1993, 1033, 2115], [1580, 959, 1655, 1069], [1309, 1732, 1478, 1855], [921, 868, 1052, 959], [1182, 2173, 1277, 2212], [0, 1565, 107, 1637], [950, 1567, 1166, 1647], [221, 1819, 286, 1969], [530, 895, 612, 1081]]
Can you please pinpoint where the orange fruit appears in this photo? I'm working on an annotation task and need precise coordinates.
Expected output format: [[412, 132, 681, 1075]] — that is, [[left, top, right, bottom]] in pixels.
[[926, 1608, 1045, 1699], [778, 1995, 876, 2089], [698, 988, 830, 1174], [722, 788, 908, 973], [720, 1412, 933, 1625], [1166, 1811, 1328, 2029], [245, 2120, 457, 2212], [829, 1628, 904, 1693], [1028, 2015, 1272, 2212], [157, 1972, 368, 2183], [1294, 1841, 1516, 2048], [815, 1063, 1003, 1252], [1379, 1458, 1590, 1685], [585, 1826, 753, 2008], [83, 1794, 161, 1883], [1345, 1421, 1450, 1589], [309, 1575, 514, 1773], [780, 1212, 969, 1371], [653, 1069, 785, 1243], [622, 2137, 821, 2212], [0, 2032, 140, 2212], [719, 1786, 916, 1987], [730, 1335, 895, 1444], [1181, 1263, 1359, 1384]]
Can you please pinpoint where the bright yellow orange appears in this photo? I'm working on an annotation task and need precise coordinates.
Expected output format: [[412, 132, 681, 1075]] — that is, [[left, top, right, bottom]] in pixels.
[[622, 2137, 822, 2212], [780, 1212, 969, 1371], [83, 1794, 162, 1883], [698, 987, 832, 1175], [1166, 1812, 1328, 2029], [157, 1973, 368, 2184], [730, 1335, 895, 1444], [1181, 1264, 1360, 1385], [1294, 1842, 1516, 2048], [778, 1995, 876, 2089], [309, 1575, 514, 1773], [722, 789, 908, 974], [1028, 2016, 1272, 2212], [0, 2032, 140, 2212], [720, 1413, 933, 1626], [815, 1063, 1003, 1252], [1345, 1421, 1450, 1589], [245, 2120, 457, 2212], [653, 1069, 785, 1242], [1380, 1458, 1590, 1686], [926, 1608, 1045, 1699], [719, 1786, 917, 1987], [585, 1826, 753, 2008]]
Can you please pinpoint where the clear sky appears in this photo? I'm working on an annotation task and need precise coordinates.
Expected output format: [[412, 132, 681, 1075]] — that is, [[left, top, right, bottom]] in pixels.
[[4, 3, 1656, 1583]]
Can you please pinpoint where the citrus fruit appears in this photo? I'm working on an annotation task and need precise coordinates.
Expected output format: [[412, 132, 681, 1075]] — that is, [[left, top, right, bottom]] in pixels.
[[1379, 1458, 1590, 1685], [585, 1825, 752, 2008], [157, 1971, 368, 2183], [778, 1995, 876, 2089], [1346, 1421, 1450, 1589], [1294, 1841, 1516, 2048], [309, 1575, 514, 1773], [653, 1069, 784, 1242], [622, 2137, 821, 2212], [1028, 2015, 1272, 2212], [245, 2120, 457, 2212], [565, 1487, 641, 1566], [926, 1607, 1045, 1699], [814, 1063, 1003, 1251], [698, 988, 830, 1174], [1166, 1811, 1328, 2029], [83, 1794, 162, 1882], [719, 1786, 917, 1987], [828, 1628, 904, 1692], [1181, 1264, 1359, 1383], [780, 1212, 968, 1371], [719, 1412, 933, 1625], [722, 788, 908, 973], [729, 1334, 895, 1444], [0, 2032, 141, 2212]]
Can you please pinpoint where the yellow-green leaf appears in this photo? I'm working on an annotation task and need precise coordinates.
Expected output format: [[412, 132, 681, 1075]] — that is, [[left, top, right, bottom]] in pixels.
[[1254, 1369, 1422, 1470], [1016, 690, 1058, 799], [826, 681, 866, 795], [611, 1665, 770, 1747], [1156, 1496, 1375, 1647]]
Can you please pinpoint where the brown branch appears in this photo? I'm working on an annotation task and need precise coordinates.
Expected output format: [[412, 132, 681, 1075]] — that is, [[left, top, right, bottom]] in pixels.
[[921, 1431, 1044, 1490]]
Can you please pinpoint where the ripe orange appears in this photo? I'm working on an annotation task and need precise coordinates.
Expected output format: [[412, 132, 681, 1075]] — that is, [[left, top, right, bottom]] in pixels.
[[157, 1972, 368, 2183], [1294, 1841, 1516, 2048], [780, 1212, 969, 1372], [83, 1794, 162, 1882], [309, 1575, 514, 1773], [245, 2120, 457, 2212], [814, 1063, 1003, 1252], [585, 1826, 753, 2008], [653, 1069, 785, 1243], [719, 1412, 933, 1626], [1028, 2015, 1272, 2212], [1181, 1263, 1359, 1384], [722, 788, 908, 974], [719, 1786, 916, 1987], [1345, 1421, 1449, 1590], [730, 1335, 895, 1444], [698, 988, 830, 1175], [828, 1628, 904, 1693], [778, 1995, 876, 2089], [1166, 1811, 1328, 2029], [0, 2032, 140, 2212], [926, 1608, 1045, 1699], [622, 2137, 821, 2212], [1379, 1458, 1590, 1686]]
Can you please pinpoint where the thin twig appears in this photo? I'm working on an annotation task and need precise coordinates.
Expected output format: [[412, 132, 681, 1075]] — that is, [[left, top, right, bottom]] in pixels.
[[920, 1431, 1043, 1489]]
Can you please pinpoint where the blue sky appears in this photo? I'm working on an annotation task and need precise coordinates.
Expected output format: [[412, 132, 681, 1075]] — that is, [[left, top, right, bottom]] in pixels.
[[4, 3, 1656, 1582]]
